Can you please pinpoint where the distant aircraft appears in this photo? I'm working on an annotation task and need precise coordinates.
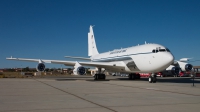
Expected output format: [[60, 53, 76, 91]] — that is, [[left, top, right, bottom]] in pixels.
[[6, 25, 174, 83], [157, 58, 193, 77]]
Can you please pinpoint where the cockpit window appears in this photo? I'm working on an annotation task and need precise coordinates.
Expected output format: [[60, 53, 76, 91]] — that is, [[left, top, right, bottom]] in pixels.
[[152, 48, 170, 53], [159, 49, 166, 52], [166, 48, 170, 52]]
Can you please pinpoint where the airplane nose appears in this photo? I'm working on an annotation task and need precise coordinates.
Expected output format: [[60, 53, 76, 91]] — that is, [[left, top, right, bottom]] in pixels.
[[163, 53, 174, 65]]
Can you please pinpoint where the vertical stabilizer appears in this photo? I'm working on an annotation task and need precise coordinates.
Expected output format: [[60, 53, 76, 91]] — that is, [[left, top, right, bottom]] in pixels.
[[88, 25, 99, 56]]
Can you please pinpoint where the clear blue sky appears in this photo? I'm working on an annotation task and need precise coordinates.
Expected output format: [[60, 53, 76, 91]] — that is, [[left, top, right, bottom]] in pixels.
[[1, 0, 200, 68]]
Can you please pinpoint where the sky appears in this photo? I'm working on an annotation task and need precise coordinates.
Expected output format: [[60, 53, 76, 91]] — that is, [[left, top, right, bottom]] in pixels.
[[0, 0, 200, 69]]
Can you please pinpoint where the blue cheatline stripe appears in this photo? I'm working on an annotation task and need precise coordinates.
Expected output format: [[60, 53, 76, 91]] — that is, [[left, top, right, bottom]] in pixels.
[[92, 52, 153, 62]]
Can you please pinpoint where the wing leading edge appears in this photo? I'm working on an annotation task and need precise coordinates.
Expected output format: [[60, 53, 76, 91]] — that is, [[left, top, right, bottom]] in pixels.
[[6, 57, 124, 69]]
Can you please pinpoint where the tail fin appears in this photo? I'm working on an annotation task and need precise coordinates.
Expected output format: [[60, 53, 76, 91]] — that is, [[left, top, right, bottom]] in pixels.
[[88, 25, 99, 56]]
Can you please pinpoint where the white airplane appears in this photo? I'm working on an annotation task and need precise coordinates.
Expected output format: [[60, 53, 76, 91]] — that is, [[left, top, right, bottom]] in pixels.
[[163, 58, 193, 76], [6, 25, 174, 83]]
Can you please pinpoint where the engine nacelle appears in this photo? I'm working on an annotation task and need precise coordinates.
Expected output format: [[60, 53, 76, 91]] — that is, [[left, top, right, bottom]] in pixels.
[[177, 61, 193, 72], [171, 66, 180, 75], [166, 65, 180, 75], [183, 64, 193, 71], [73, 66, 86, 75], [36, 63, 45, 72]]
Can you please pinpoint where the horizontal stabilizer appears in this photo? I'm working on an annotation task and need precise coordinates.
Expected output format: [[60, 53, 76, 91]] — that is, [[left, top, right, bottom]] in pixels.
[[64, 56, 91, 60]]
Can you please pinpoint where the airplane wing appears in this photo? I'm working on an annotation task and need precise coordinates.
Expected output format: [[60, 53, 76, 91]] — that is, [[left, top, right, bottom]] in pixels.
[[6, 57, 124, 69], [64, 56, 91, 60], [173, 58, 192, 65]]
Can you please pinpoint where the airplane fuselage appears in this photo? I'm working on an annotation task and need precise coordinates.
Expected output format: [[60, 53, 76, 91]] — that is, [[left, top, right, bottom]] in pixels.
[[91, 43, 174, 73]]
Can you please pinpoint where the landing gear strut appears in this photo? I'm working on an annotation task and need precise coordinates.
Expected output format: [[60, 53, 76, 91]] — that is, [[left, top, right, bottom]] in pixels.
[[94, 68, 106, 80], [149, 73, 157, 83]]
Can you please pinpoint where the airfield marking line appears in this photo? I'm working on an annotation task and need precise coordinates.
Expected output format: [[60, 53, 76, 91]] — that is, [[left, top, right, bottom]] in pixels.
[[33, 79, 117, 112], [102, 82, 200, 96]]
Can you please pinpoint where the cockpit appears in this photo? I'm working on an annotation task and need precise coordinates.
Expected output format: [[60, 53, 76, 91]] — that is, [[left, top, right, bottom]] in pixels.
[[152, 47, 170, 53]]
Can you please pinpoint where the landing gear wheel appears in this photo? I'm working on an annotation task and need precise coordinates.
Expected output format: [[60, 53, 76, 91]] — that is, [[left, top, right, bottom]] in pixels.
[[132, 74, 135, 80], [100, 74, 106, 80], [136, 74, 140, 79], [94, 74, 98, 80], [128, 74, 133, 80], [128, 74, 136, 80], [103, 74, 106, 79], [149, 76, 153, 83], [94, 74, 106, 80], [152, 77, 157, 83]]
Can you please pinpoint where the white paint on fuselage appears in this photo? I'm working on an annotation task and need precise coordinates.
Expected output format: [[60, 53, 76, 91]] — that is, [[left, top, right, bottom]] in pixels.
[[91, 43, 174, 73]]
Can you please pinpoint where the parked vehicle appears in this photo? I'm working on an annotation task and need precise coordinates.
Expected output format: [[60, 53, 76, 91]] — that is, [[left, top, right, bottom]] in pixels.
[[140, 73, 150, 77], [179, 71, 189, 77], [156, 71, 178, 77]]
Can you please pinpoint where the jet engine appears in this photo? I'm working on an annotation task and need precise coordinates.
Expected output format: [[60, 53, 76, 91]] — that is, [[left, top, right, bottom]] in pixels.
[[36, 63, 45, 72], [180, 64, 193, 71], [73, 66, 86, 75], [166, 65, 180, 75], [177, 61, 193, 72], [171, 66, 180, 75]]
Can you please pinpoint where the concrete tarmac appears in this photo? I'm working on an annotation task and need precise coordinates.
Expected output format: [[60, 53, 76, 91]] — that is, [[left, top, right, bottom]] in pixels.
[[0, 76, 200, 112]]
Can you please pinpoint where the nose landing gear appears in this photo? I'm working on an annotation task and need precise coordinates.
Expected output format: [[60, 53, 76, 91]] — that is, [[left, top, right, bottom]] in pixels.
[[149, 73, 157, 83]]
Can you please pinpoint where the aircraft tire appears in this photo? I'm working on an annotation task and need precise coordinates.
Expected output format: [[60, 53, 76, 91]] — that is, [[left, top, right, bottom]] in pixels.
[[136, 74, 140, 79], [101, 74, 106, 80], [128, 74, 133, 80], [152, 77, 157, 83], [149, 76, 153, 83], [94, 74, 106, 80], [103, 74, 106, 80], [94, 74, 98, 80], [132, 74, 135, 80]]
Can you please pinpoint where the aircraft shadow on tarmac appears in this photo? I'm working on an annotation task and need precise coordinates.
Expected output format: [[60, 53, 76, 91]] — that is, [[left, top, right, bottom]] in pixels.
[[155, 77, 200, 83], [116, 77, 200, 83], [56, 76, 93, 81], [56, 76, 200, 83], [56, 79, 111, 81], [56, 79, 78, 81]]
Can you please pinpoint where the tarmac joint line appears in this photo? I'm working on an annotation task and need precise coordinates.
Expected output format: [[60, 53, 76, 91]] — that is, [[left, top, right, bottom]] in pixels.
[[34, 79, 117, 112]]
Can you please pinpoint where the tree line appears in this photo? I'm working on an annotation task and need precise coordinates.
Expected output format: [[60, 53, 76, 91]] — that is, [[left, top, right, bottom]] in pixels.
[[4, 67, 70, 72]]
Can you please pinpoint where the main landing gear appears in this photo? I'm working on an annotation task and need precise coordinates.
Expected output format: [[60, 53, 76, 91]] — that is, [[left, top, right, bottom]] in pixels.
[[148, 73, 157, 83], [94, 74, 106, 80], [94, 68, 106, 80], [128, 73, 141, 80]]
